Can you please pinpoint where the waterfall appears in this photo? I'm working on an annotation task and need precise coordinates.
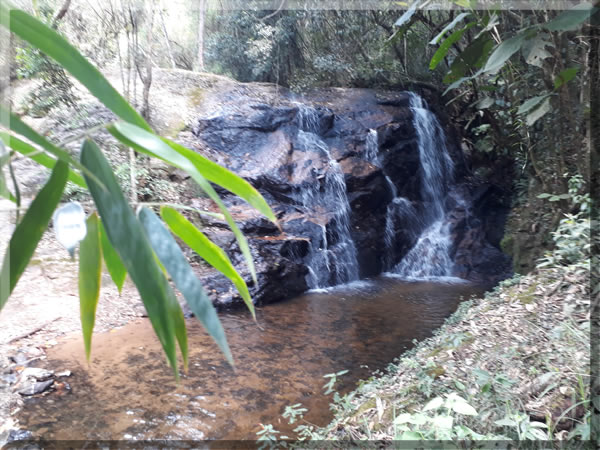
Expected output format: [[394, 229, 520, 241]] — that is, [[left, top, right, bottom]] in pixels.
[[294, 106, 359, 289], [363, 128, 421, 271], [392, 93, 455, 278]]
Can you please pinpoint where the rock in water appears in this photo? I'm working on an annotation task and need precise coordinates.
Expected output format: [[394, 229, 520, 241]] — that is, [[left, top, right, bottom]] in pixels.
[[17, 379, 54, 396]]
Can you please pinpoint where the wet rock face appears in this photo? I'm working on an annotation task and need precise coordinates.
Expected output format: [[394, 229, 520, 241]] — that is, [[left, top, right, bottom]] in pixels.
[[182, 86, 511, 306]]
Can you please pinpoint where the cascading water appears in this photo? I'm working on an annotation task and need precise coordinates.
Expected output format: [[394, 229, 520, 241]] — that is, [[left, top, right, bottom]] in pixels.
[[363, 128, 421, 270], [294, 106, 359, 289], [392, 93, 456, 278]]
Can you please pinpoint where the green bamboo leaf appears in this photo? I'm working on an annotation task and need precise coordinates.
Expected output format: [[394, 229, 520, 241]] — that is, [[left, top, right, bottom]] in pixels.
[[78, 212, 102, 361], [80, 139, 180, 375], [0, 161, 68, 311], [0, 4, 149, 131], [98, 219, 127, 294], [0, 106, 102, 188], [430, 23, 475, 70], [163, 138, 277, 225], [394, 0, 422, 27], [0, 132, 86, 187], [430, 12, 470, 45], [138, 207, 233, 366], [483, 32, 527, 74], [161, 206, 255, 320], [544, 3, 597, 32], [107, 122, 260, 285]]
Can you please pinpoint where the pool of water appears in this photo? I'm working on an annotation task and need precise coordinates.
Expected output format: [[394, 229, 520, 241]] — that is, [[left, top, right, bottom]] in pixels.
[[18, 277, 488, 441]]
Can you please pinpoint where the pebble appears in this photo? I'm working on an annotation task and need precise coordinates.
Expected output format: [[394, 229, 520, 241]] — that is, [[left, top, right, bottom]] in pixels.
[[18, 379, 54, 396], [20, 367, 53, 381]]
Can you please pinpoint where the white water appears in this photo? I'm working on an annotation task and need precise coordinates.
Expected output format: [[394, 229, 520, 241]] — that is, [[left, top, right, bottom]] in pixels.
[[393, 93, 456, 278], [294, 106, 359, 289]]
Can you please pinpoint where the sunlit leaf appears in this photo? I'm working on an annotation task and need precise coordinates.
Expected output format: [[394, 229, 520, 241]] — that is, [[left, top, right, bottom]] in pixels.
[[395, 0, 422, 27], [423, 397, 444, 411], [525, 98, 552, 126], [138, 207, 233, 366], [0, 4, 150, 131], [451, 400, 478, 416], [99, 220, 127, 293], [160, 206, 255, 319], [107, 122, 261, 285], [0, 161, 68, 311], [163, 137, 277, 225], [78, 212, 102, 361], [80, 139, 180, 375], [483, 32, 527, 74], [430, 12, 470, 45], [517, 94, 552, 115], [0, 132, 86, 187]]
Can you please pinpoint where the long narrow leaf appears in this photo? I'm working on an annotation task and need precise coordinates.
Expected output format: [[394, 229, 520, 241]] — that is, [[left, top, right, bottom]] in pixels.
[[162, 138, 277, 225], [107, 122, 260, 285], [544, 3, 597, 32], [429, 23, 475, 70], [0, 106, 101, 188], [0, 132, 86, 187], [78, 212, 102, 361], [80, 139, 180, 375], [430, 12, 470, 45], [0, 161, 68, 311], [0, 4, 150, 132], [161, 206, 255, 319], [138, 207, 233, 366], [98, 219, 127, 294]]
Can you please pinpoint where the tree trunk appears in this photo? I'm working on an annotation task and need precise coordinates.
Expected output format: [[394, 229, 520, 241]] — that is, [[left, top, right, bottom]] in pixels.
[[158, 0, 176, 69], [51, 0, 71, 28], [195, 0, 206, 71]]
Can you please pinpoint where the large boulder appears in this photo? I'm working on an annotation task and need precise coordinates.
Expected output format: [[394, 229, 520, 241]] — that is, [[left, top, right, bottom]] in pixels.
[[175, 83, 511, 307]]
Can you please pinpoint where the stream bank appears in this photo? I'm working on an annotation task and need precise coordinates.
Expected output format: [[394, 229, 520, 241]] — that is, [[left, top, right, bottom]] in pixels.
[[310, 265, 591, 444]]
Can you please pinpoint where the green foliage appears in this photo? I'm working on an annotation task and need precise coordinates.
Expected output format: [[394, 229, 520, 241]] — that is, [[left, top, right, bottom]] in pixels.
[[394, 392, 487, 441], [537, 174, 590, 269], [0, 161, 69, 310], [138, 207, 233, 366], [322, 369, 349, 395], [0, 4, 277, 374], [78, 212, 102, 361]]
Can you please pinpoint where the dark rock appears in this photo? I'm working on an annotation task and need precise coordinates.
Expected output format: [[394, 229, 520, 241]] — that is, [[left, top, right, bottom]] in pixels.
[[181, 85, 511, 305]]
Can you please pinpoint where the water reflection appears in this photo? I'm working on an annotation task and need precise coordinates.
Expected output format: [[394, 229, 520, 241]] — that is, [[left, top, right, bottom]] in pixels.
[[19, 278, 487, 440]]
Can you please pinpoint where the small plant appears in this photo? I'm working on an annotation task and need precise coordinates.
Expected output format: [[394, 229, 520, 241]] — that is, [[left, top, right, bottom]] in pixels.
[[256, 423, 289, 450], [282, 403, 307, 425], [537, 174, 590, 270], [494, 412, 549, 440], [322, 369, 349, 395], [393, 392, 486, 440]]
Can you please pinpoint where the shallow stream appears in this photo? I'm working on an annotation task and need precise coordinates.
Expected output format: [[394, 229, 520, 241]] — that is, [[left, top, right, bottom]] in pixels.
[[19, 277, 487, 441]]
